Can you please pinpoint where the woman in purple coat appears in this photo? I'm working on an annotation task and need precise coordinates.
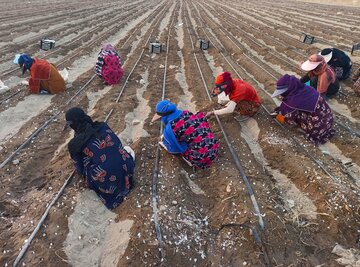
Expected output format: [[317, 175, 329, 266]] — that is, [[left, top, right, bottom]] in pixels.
[[66, 107, 135, 209], [271, 74, 335, 146]]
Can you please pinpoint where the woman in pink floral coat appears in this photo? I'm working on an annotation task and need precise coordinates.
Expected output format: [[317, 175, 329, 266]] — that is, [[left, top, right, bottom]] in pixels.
[[152, 100, 220, 169]]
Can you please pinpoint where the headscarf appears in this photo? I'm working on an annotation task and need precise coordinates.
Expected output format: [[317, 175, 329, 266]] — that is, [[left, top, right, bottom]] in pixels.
[[17, 54, 33, 75], [66, 107, 104, 158], [102, 43, 115, 52], [155, 100, 183, 125], [155, 100, 187, 154], [277, 74, 320, 113], [213, 71, 234, 95]]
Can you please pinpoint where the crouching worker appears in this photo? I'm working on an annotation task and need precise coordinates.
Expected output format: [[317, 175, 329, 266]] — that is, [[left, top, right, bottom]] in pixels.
[[14, 54, 65, 94], [95, 43, 124, 85], [206, 72, 261, 120], [300, 54, 339, 97], [66, 107, 135, 210], [151, 100, 219, 169], [319, 48, 352, 80], [272, 74, 335, 146]]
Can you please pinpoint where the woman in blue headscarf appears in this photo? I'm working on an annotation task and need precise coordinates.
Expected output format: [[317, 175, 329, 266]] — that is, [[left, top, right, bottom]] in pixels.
[[14, 53, 65, 94], [151, 100, 219, 169], [271, 74, 335, 146]]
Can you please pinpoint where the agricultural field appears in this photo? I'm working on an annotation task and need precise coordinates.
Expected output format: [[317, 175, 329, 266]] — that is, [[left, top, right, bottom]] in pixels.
[[0, 0, 359, 266]]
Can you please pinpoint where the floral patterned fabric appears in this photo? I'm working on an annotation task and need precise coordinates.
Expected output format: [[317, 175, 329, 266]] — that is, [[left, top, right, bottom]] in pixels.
[[72, 123, 135, 209], [280, 97, 335, 146], [95, 49, 121, 76], [101, 54, 124, 85], [170, 111, 219, 169]]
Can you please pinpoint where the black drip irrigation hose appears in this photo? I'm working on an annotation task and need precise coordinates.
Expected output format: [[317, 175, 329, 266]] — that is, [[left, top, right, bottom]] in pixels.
[[0, 2, 167, 170], [184, 14, 265, 230], [0, 90, 21, 105], [149, 3, 178, 262], [0, 2, 155, 103], [334, 115, 360, 138], [193, 6, 343, 182], [0, 74, 96, 170], [197, 2, 359, 139], [11, 4, 168, 265], [12, 170, 75, 267]]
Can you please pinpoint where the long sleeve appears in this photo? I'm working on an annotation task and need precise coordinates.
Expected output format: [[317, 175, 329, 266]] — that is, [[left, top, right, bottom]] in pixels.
[[214, 100, 237, 116], [28, 76, 41, 94]]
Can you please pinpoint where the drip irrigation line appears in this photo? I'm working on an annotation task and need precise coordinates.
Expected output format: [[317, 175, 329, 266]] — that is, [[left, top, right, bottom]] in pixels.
[[0, 111, 60, 169], [0, 72, 96, 169], [198, 2, 360, 141], [152, 134, 166, 255], [198, 3, 359, 138], [0, 3, 168, 170], [214, 114, 265, 229], [0, 90, 21, 105], [13, 170, 75, 267], [184, 13, 265, 230], [116, 48, 147, 103], [334, 115, 360, 138], [149, 3, 178, 261], [11, 4, 169, 264]]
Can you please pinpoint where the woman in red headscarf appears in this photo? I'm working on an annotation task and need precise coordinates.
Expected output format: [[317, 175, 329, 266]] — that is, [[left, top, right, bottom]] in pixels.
[[300, 54, 339, 97], [206, 72, 261, 118]]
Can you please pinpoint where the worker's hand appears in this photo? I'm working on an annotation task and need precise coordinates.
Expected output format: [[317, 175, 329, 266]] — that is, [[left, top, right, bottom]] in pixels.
[[275, 114, 286, 123], [270, 111, 278, 117], [206, 111, 214, 118]]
